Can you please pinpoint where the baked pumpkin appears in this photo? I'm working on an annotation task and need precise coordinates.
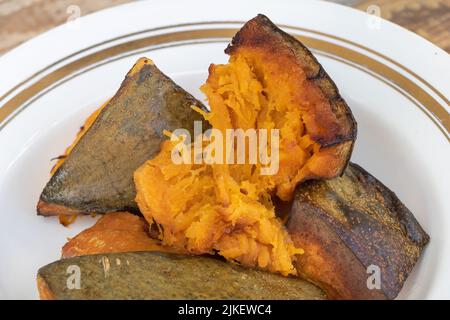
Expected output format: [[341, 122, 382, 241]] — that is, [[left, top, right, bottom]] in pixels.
[[287, 163, 429, 299], [61, 212, 178, 258], [37, 58, 207, 216], [134, 15, 356, 276]]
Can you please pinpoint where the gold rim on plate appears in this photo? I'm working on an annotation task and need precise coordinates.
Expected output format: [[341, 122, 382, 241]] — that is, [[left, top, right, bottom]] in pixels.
[[0, 22, 448, 141]]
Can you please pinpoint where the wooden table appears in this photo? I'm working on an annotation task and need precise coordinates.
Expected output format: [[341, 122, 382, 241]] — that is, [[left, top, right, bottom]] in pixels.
[[0, 0, 449, 54]]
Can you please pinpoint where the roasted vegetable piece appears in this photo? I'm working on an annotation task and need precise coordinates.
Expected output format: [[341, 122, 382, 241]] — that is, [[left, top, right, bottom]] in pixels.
[[37, 58, 207, 216], [218, 14, 357, 200], [50, 100, 109, 176], [286, 163, 430, 299], [135, 150, 304, 276], [61, 212, 178, 258], [37, 252, 325, 300], [134, 14, 356, 277]]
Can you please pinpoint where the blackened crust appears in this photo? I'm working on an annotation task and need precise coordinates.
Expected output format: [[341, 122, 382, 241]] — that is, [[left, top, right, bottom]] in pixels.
[[287, 162, 429, 299], [226, 14, 357, 159]]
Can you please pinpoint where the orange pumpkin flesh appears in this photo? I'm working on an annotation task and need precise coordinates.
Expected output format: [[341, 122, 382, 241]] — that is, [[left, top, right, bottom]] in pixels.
[[134, 43, 354, 276], [54, 15, 356, 278], [61, 212, 177, 258]]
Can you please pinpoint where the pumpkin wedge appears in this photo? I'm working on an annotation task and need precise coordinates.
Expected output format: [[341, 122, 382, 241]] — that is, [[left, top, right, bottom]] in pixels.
[[134, 15, 357, 277], [61, 212, 180, 258], [37, 252, 325, 300], [37, 58, 207, 216], [287, 163, 429, 299], [218, 14, 357, 199]]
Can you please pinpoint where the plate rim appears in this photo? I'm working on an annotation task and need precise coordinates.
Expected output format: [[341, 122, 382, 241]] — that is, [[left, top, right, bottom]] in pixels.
[[0, 0, 448, 139], [0, 0, 448, 300], [0, 23, 448, 141]]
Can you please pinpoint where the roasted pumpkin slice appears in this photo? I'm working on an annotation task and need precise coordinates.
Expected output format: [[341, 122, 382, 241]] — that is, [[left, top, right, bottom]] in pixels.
[[37, 58, 207, 216], [38, 252, 325, 300], [61, 212, 178, 258], [211, 14, 357, 200], [134, 15, 356, 277], [286, 163, 429, 299]]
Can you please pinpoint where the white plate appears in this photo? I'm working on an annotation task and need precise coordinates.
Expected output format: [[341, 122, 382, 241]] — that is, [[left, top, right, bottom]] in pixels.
[[0, 0, 448, 300]]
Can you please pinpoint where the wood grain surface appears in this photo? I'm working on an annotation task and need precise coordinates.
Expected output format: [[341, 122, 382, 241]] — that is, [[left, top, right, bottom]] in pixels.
[[356, 0, 450, 52], [0, 0, 131, 54], [0, 0, 449, 54]]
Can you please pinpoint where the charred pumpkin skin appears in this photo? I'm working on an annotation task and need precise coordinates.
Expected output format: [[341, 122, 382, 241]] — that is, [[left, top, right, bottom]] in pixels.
[[286, 163, 429, 299], [37, 58, 208, 216], [225, 14, 356, 182]]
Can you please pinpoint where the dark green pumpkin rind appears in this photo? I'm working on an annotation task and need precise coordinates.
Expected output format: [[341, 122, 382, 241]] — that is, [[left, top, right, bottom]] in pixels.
[[37, 59, 208, 216], [37, 251, 325, 300]]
